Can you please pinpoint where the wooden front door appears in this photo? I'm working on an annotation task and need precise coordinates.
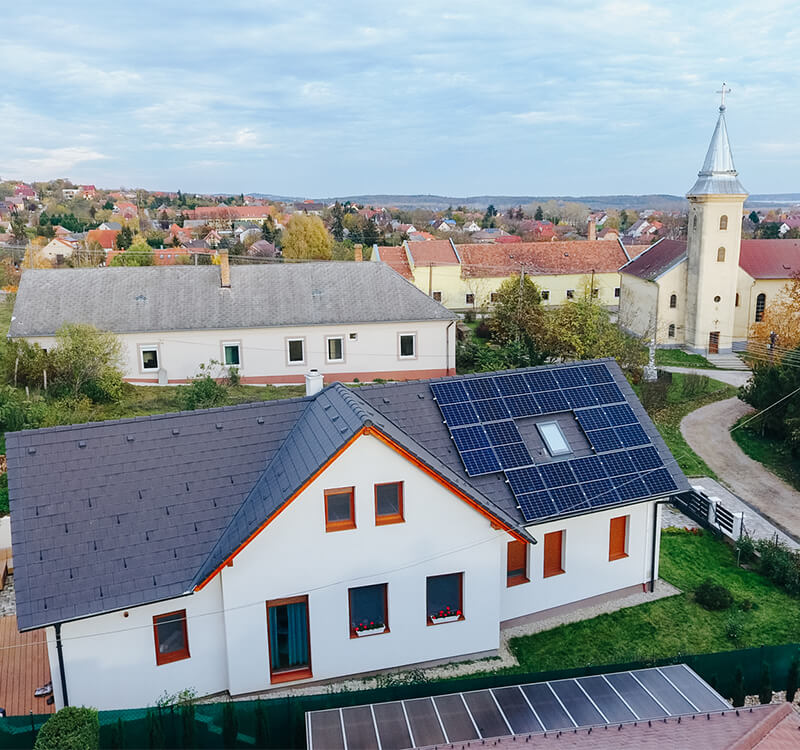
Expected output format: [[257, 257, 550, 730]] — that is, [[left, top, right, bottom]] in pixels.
[[708, 331, 720, 354]]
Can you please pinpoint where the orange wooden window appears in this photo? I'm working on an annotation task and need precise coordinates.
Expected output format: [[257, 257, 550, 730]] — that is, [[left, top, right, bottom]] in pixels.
[[609, 516, 628, 561], [506, 540, 528, 586], [325, 487, 355, 532], [375, 482, 404, 525], [543, 531, 564, 578], [153, 610, 190, 666]]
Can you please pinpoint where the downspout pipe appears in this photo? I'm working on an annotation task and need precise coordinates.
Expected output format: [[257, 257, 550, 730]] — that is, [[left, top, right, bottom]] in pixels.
[[445, 320, 455, 375], [54, 623, 69, 707], [650, 498, 672, 592]]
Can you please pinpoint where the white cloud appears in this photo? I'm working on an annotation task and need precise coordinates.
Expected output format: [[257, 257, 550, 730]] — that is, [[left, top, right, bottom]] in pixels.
[[3, 146, 108, 179]]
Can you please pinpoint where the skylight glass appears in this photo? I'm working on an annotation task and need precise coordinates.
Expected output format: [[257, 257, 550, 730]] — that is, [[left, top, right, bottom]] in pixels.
[[537, 421, 571, 456]]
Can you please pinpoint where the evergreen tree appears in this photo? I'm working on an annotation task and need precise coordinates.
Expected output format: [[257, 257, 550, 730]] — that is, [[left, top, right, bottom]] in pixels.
[[363, 217, 380, 246], [732, 668, 746, 707], [331, 201, 345, 242], [749, 210, 760, 225], [534, 205, 544, 221], [787, 654, 799, 703], [115, 225, 133, 250], [759, 662, 773, 705]]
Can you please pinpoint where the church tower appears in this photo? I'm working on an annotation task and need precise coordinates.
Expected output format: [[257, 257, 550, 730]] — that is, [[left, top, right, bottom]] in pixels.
[[684, 88, 748, 354]]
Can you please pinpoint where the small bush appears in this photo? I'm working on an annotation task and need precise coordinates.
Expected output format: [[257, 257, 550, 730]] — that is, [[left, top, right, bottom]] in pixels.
[[640, 377, 669, 413], [738, 598, 757, 612], [682, 372, 710, 397], [694, 579, 734, 610], [34, 706, 99, 750], [178, 375, 227, 411], [735, 534, 756, 565], [732, 668, 746, 707], [725, 611, 745, 640], [475, 321, 492, 339], [463, 310, 475, 323], [787, 654, 799, 703], [759, 662, 773, 705], [755, 538, 800, 597]]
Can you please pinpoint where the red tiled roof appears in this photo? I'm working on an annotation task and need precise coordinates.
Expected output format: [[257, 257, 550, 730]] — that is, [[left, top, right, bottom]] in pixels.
[[495, 235, 523, 243], [739, 239, 800, 279], [407, 231, 436, 241], [86, 229, 120, 250], [458, 240, 637, 277], [374, 246, 412, 279], [405, 240, 459, 266], [620, 239, 687, 280], [186, 206, 274, 220]]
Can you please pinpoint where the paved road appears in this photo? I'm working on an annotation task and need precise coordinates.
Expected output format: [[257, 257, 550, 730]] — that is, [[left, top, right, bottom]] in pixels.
[[680, 397, 800, 541], [661, 366, 751, 388]]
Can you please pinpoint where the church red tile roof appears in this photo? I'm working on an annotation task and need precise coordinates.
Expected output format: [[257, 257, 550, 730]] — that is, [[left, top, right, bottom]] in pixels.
[[620, 238, 687, 280], [739, 239, 800, 279]]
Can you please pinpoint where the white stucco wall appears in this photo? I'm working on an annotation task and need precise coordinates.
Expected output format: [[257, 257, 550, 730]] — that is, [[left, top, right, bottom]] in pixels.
[[23, 319, 457, 385]]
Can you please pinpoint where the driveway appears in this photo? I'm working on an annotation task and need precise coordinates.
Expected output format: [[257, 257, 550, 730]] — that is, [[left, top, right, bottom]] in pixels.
[[680, 397, 800, 541]]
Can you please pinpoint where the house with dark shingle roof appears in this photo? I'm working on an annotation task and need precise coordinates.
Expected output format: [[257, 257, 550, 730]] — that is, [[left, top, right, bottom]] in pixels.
[[9, 359, 688, 710], [9, 258, 457, 385]]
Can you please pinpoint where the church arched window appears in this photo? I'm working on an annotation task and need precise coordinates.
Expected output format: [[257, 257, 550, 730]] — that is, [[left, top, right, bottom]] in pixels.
[[692, 215, 698, 231], [719, 215, 728, 230], [668, 324, 675, 338], [755, 293, 766, 322], [669, 294, 677, 309], [717, 247, 726, 262]]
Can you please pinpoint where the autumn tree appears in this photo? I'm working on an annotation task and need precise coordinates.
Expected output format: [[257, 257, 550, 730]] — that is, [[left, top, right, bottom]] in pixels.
[[110, 240, 154, 266], [281, 213, 333, 260], [489, 274, 548, 365], [10, 212, 28, 244], [749, 275, 800, 355]]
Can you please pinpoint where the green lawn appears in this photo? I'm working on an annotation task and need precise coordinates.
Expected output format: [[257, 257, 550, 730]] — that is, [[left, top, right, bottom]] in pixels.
[[731, 420, 800, 493], [508, 530, 800, 672], [655, 348, 717, 369], [641, 373, 737, 478]]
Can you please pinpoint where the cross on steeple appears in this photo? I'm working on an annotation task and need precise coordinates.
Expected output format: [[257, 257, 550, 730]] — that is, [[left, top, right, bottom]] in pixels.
[[716, 83, 731, 111]]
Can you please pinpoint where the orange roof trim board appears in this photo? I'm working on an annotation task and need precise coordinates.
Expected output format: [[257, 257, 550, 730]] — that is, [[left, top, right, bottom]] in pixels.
[[194, 425, 523, 591]]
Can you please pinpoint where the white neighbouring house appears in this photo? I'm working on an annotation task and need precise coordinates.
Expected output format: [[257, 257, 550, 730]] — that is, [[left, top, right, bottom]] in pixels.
[[8, 359, 689, 710], [8, 257, 458, 385]]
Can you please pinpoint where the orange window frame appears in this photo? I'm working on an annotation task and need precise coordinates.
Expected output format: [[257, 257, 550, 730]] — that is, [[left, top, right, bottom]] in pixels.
[[543, 530, 565, 578], [153, 609, 190, 666], [609, 516, 629, 561], [266, 595, 312, 684], [324, 487, 355, 532], [506, 540, 529, 587], [348, 583, 389, 638], [375, 482, 404, 525]]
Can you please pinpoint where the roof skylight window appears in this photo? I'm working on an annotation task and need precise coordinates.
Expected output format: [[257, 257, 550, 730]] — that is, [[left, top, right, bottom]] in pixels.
[[537, 421, 571, 457]]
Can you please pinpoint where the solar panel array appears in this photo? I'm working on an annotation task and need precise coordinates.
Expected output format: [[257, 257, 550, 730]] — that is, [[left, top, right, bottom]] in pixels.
[[306, 664, 730, 750], [430, 364, 678, 522]]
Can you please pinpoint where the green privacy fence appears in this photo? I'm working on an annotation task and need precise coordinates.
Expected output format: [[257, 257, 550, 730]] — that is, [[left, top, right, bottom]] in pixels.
[[3, 643, 799, 749]]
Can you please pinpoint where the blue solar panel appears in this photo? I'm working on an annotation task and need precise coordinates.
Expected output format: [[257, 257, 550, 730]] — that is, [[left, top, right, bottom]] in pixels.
[[614, 475, 649, 501], [588, 428, 622, 452], [538, 461, 576, 488], [616, 424, 650, 448], [474, 398, 511, 422], [450, 425, 490, 452], [484, 420, 523, 446], [564, 387, 598, 409], [505, 393, 541, 418], [464, 377, 500, 400], [550, 484, 589, 513], [601, 451, 635, 477], [536, 390, 569, 414], [553, 366, 586, 388], [595, 382, 625, 405], [439, 402, 479, 427], [581, 364, 614, 384], [506, 466, 544, 494], [430, 380, 469, 405], [643, 468, 678, 495], [568, 456, 608, 482], [605, 404, 637, 426], [575, 408, 610, 431], [517, 491, 557, 521], [582, 478, 620, 507], [495, 374, 530, 396], [629, 446, 663, 471], [460, 447, 502, 476], [494, 442, 533, 470], [525, 370, 558, 392]]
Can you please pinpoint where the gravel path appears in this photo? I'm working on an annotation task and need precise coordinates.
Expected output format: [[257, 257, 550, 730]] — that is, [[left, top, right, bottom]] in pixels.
[[681, 397, 800, 541], [660, 366, 751, 388]]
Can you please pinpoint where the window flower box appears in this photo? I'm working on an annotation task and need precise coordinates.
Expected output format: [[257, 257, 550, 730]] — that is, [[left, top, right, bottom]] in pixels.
[[429, 606, 462, 624], [354, 622, 386, 637]]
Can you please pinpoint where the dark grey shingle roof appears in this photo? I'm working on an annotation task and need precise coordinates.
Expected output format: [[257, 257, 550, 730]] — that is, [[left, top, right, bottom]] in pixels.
[[9, 360, 687, 631], [8, 262, 456, 338]]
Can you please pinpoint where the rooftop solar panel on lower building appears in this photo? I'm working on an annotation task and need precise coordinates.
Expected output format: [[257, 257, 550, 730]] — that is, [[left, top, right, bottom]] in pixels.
[[583, 478, 621, 507], [605, 403, 637, 426], [594, 381, 625, 405], [552, 366, 586, 389], [372, 702, 413, 750], [495, 373, 531, 396], [473, 397, 511, 422], [549, 679, 604, 726], [439, 402, 479, 427], [460, 447, 502, 476], [580, 363, 614, 384], [505, 393, 540, 418], [521, 683, 574, 730], [484, 420, 522, 446], [517, 490, 557, 521], [462, 690, 511, 740], [464, 376, 500, 400], [538, 460, 576, 488], [450, 425, 490, 452], [525, 370, 558, 392], [535, 390, 569, 414], [430, 380, 469, 405], [494, 442, 532, 470], [549, 484, 589, 513], [616, 424, 650, 448], [564, 386, 598, 409], [643, 468, 678, 495], [568, 455, 607, 482], [575, 407, 610, 431], [576, 675, 636, 723], [587, 428, 621, 452], [505, 465, 544, 494], [491, 687, 543, 734]]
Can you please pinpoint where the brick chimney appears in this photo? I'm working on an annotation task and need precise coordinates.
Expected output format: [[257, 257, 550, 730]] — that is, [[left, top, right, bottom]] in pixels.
[[588, 218, 597, 242], [354, 243, 363, 262], [219, 251, 231, 288]]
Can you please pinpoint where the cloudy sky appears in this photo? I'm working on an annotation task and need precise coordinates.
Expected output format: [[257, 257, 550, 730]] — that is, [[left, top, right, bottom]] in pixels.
[[1, 1, 798, 198]]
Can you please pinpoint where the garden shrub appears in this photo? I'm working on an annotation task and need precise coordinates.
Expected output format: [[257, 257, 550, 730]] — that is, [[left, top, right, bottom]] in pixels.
[[682, 372, 709, 397], [787, 654, 799, 703], [640, 375, 670, 412], [725, 611, 745, 641], [732, 668, 746, 707], [475, 321, 492, 339], [178, 375, 227, 410], [34, 706, 99, 750], [694, 578, 734, 610], [755, 538, 800, 596], [759, 662, 773, 705], [735, 534, 756, 565]]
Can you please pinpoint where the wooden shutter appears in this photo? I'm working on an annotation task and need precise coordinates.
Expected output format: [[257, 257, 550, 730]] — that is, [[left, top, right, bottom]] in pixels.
[[543, 531, 564, 578], [507, 540, 528, 586], [609, 516, 628, 561]]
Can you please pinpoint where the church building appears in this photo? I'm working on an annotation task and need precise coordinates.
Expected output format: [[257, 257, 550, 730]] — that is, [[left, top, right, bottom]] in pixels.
[[619, 93, 800, 354]]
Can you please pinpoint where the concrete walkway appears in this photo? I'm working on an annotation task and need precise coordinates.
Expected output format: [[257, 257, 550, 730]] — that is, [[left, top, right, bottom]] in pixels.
[[680, 397, 800, 542], [661, 366, 751, 388]]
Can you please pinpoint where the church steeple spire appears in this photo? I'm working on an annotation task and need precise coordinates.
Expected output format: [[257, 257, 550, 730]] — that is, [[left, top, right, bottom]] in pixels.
[[687, 85, 747, 197]]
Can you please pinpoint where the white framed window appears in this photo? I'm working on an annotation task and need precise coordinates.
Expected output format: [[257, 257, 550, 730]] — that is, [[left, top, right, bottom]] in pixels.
[[139, 345, 159, 371], [566, 289, 575, 299], [287, 338, 305, 365], [222, 341, 241, 367], [541, 290, 550, 301], [326, 336, 344, 363], [398, 332, 416, 359], [537, 421, 571, 456]]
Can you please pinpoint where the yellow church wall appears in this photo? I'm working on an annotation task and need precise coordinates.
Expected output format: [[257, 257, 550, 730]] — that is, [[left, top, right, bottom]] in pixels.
[[734, 274, 791, 340], [619, 263, 686, 345]]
